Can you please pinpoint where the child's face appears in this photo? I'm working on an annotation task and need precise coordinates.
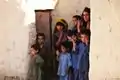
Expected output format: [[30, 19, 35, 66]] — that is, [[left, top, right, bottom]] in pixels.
[[56, 25, 63, 31], [80, 34, 86, 43], [30, 48, 37, 56], [72, 17, 78, 26], [83, 12, 90, 22], [61, 45, 67, 53], [72, 35, 77, 42], [38, 36, 45, 45], [85, 36, 89, 44]]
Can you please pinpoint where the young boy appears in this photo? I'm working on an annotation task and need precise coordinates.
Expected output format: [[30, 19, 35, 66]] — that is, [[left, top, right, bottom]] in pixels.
[[77, 30, 90, 80], [71, 15, 82, 34], [67, 30, 81, 80], [36, 33, 53, 80], [57, 41, 72, 80], [71, 32, 81, 80], [28, 44, 44, 80]]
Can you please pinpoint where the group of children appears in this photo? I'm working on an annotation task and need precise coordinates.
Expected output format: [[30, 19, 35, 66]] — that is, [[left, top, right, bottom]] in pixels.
[[53, 7, 90, 80], [28, 7, 90, 80], [55, 30, 90, 80]]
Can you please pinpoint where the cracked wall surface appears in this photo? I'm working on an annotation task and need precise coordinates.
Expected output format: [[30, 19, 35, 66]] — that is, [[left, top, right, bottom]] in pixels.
[[0, 0, 35, 79], [90, 0, 120, 80]]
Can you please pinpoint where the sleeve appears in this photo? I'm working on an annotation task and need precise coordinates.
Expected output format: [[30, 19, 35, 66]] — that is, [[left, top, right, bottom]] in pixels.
[[77, 44, 85, 70], [68, 54, 72, 67], [36, 56, 44, 64], [57, 31, 64, 44], [83, 46, 89, 72], [72, 44, 79, 54]]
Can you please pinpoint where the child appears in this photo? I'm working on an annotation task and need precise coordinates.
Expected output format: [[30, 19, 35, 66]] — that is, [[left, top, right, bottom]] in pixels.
[[28, 44, 44, 80], [77, 30, 90, 80], [36, 33, 53, 80], [71, 15, 82, 34], [53, 19, 68, 51], [53, 19, 68, 77], [70, 32, 81, 80], [82, 7, 90, 30], [57, 41, 72, 80]]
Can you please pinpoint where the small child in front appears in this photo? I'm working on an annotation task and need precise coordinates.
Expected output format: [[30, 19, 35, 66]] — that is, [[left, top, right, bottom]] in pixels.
[[57, 41, 72, 80], [78, 30, 90, 80]]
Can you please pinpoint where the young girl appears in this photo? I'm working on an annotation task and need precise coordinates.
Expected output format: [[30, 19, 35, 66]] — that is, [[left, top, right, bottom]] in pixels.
[[28, 44, 44, 80], [57, 41, 72, 80], [53, 19, 68, 51], [82, 7, 90, 30], [53, 19, 68, 77]]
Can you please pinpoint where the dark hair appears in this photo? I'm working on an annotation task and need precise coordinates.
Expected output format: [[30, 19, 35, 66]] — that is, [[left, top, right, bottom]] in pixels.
[[36, 33, 45, 40], [68, 41, 73, 52], [81, 7, 91, 30], [73, 15, 81, 20], [81, 29, 91, 44], [83, 7, 90, 14], [82, 7, 90, 20], [72, 31, 77, 36], [61, 41, 73, 52], [81, 29, 91, 37], [31, 44, 39, 51], [61, 41, 70, 50], [67, 30, 72, 37]]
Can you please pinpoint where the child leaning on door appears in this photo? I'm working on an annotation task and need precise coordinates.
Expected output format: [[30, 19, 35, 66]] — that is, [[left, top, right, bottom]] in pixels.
[[27, 44, 44, 80]]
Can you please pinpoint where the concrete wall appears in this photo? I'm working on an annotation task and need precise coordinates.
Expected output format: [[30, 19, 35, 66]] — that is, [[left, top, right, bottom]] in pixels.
[[90, 0, 120, 80], [0, 0, 35, 79]]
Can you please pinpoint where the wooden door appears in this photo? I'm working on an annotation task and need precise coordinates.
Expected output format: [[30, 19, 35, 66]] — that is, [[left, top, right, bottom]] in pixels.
[[35, 10, 52, 51]]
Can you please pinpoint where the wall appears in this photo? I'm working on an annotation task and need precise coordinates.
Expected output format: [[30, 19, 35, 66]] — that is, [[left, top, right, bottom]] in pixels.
[[0, 0, 36, 79], [90, 0, 120, 80]]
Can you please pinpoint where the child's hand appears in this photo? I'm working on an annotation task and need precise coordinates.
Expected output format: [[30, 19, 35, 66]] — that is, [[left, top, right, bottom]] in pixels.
[[68, 36, 74, 42], [77, 20, 81, 33], [56, 50, 60, 61], [29, 52, 34, 57], [56, 50, 60, 56], [72, 42, 76, 51]]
